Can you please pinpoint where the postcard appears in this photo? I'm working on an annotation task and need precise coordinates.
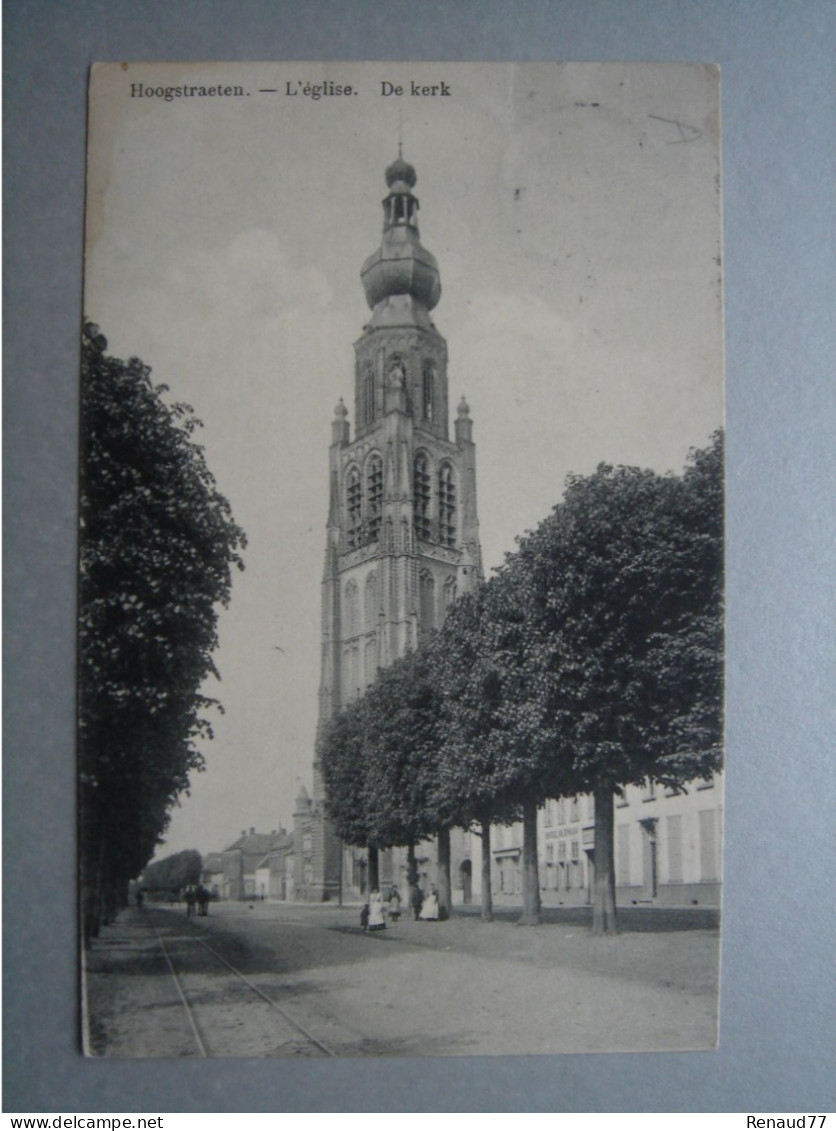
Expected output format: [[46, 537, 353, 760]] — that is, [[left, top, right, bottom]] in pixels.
[[81, 61, 724, 1058]]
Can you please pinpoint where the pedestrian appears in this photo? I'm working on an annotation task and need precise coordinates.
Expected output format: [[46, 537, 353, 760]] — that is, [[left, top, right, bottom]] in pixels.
[[360, 903, 369, 931], [368, 888, 386, 931], [184, 884, 197, 917], [419, 885, 439, 921], [388, 886, 401, 922], [410, 883, 424, 921], [197, 884, 210, 916]]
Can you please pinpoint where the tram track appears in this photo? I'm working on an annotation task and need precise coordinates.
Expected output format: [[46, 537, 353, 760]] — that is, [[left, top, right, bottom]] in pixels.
[[154, 927, 337, 1058]]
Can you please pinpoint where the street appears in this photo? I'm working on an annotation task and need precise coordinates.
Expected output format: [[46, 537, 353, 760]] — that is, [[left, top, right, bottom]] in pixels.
[[84, 900, 719, 1058]]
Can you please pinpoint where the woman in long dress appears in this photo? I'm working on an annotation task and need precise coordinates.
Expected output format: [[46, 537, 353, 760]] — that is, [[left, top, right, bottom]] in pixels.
[[419, 885, 439, 921], [368, 888, 386, 931]]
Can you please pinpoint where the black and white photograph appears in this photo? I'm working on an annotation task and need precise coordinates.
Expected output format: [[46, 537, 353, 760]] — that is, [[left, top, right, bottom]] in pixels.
[[80, 61, 725, 1060]]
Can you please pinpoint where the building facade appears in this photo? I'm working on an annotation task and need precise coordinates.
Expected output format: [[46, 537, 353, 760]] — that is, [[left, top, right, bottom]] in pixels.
[[489, 774, 722, 908], [302, 152, 484, 901]]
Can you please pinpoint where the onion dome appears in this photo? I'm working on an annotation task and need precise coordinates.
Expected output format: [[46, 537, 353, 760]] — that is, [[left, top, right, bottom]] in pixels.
[[361, 154, 441, 313], [385, 153, 417, 190], [333, 397, 348, 418]]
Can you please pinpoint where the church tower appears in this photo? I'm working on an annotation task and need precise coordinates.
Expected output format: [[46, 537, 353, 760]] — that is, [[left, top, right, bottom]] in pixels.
[[305, 152, 483, 901]]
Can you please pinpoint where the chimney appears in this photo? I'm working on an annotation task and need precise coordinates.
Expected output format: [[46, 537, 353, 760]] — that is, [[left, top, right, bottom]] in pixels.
[[250, 827, 255, 836]]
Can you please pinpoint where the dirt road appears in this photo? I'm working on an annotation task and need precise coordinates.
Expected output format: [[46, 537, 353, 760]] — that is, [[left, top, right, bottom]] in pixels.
[[84, 900, 720, 1058]]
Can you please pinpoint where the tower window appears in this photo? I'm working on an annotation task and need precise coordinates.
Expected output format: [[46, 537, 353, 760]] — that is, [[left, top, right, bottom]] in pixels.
[[346, 467, 362, 548], [438, 462, 456, 547], [443, 575, 457, 612], [422, 362, 434, 422], [413, 453, 431, 541], [367, 454, 383, 541], [363, 364, 375, 426], [364, 571, 379, 630], [344, 581, 359, 638], [419, 569, 435, 638]]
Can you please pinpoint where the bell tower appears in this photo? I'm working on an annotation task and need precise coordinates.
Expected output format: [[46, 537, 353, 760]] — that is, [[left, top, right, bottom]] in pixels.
[[305, 153, 483, 901]]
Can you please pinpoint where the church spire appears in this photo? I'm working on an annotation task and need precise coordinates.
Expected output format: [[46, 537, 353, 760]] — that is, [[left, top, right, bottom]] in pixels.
[[360, 154, 441, 316]]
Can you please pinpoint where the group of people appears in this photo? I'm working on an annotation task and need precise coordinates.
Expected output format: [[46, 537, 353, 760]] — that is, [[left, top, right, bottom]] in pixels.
[[360, 884, 440, 931], [184, 883, 211, 917]]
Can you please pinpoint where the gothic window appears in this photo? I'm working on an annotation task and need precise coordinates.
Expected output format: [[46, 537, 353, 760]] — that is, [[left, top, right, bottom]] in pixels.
[[363, 364, 375, 426], [422, 362, 434, 422], [344, 580, 359, 638], [419, 569, 435, 637], [366, 454, 383, 541], [438, 462, 456, 547], [364, 571, 378, 630], [413, 452, 431, 541], [443, 575, 457, 612], [364, 636, 377, 687], [346, 467, 361, 548]]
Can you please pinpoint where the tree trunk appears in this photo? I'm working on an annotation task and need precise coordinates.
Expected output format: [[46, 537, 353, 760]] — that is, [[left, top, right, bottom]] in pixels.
[[518, 797, 542, 925], [368, 845, 380, 892], [480, 820, 493, 922], [406, 842, 420, 920], [592, 785, 619, 935], [437, 828, 452, 920]]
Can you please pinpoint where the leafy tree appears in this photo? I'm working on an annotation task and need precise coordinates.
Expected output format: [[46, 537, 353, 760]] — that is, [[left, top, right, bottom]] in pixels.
[[319, 694, 376, 877], [434, 571, 575, 924], [141, 849, 203, 894], [515, 434, 724, 933], [79, 323, 246, 940], [361, 648, 448, 915]]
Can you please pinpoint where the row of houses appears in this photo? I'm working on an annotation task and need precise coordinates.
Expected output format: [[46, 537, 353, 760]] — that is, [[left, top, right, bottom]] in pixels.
[[204, 769, 722, 908], [200, 827, 294, 902]]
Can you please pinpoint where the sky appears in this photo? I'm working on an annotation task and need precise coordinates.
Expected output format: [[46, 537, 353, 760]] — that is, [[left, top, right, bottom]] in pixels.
[[84, 62, 723, 860]]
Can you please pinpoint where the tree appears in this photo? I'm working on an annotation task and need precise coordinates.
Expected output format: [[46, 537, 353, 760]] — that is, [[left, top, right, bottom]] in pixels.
[[434, 572, 574, 925], [515, 434, 724, 933], [79, 323, 246, 940], [141, 849, 203, 895], [361, 648, 448, 916]]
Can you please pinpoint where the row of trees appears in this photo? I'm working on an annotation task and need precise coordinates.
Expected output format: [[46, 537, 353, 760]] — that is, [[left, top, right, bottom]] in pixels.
[[140, 849, 203, 896], [79, 325, 246, 941], [321, 434, 723, 932]]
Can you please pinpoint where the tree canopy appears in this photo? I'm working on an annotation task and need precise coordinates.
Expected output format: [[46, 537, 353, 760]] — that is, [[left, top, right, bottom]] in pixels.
[[316, 433, 723, 933], [79, 323, 246, 939], [512, 433, 724, 929], [141, 849, 203, 894]]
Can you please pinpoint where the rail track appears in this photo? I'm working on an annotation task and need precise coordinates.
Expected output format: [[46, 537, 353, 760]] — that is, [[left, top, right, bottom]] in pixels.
[[154, 928, 336, 1058]]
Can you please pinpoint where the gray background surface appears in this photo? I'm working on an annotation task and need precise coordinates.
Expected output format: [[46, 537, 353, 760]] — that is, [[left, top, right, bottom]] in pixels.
[[4, 0, 834, 1114]]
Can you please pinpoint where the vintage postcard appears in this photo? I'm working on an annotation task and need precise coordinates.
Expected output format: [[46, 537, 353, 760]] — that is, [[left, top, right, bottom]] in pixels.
[[81, 61, 724, 1058]]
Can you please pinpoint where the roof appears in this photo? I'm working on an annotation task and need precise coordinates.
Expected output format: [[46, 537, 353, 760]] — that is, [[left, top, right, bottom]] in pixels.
[[222, 832, 277, 855]]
